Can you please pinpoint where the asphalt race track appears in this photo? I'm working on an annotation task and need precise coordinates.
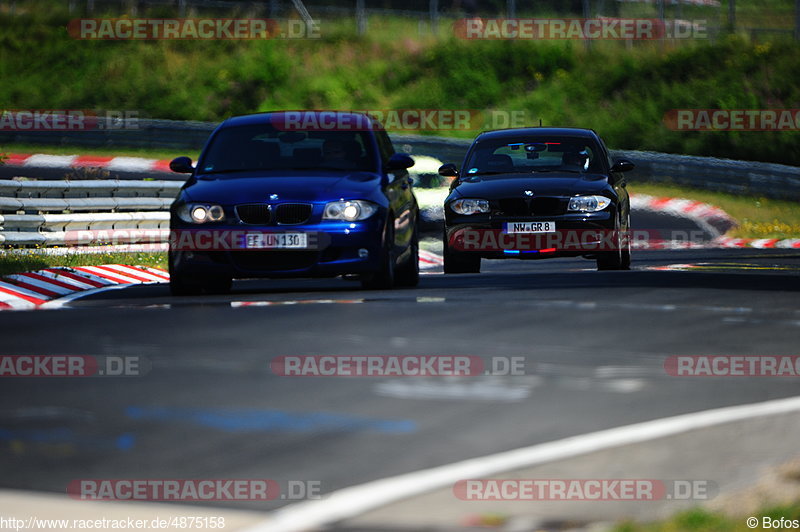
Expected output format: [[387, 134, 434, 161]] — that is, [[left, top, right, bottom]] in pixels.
[[1, 209, 800, 525]]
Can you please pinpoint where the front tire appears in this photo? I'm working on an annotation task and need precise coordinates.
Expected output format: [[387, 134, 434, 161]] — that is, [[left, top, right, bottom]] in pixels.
[[443, 229, 481, 274], [169, 274, 202, 296], [361, 218, 396, 290], [596, 214, 631, 271], [395, 227, 420, 288], [168, 252, 231, 295]]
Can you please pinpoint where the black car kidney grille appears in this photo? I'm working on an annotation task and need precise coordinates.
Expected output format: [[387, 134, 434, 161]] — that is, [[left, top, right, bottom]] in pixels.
[[236, 204, 271, 225], [274, 203, 312, 225], [497, 197, 565, 217]]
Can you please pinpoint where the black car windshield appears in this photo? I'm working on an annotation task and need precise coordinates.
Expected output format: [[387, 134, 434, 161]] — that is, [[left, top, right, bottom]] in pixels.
[[464, 137, 606, 176], [199, 123, 377, 174]]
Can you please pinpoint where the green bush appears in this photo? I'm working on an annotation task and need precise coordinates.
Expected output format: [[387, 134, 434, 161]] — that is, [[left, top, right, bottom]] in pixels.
[[1, 8, 799, 165]]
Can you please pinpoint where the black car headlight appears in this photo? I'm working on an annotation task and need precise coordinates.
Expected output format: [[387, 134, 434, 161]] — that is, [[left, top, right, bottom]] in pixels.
[[176, 203, 226, 224], [450, 199, 490, 215], [323, 200, 378, 221], [567, 195, 612, 213]]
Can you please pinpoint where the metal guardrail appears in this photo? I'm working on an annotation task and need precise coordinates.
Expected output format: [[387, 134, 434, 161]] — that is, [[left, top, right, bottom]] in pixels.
[[0, 179, 178, 246], [395, 135, 800, 201], [3, 118, 798, 199], [615, 149, 800, 201], [0, 118, 215, 152], [1, 121, 798, 248]]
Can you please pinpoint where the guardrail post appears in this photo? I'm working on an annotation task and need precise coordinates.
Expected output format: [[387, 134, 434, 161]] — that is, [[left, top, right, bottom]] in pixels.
[[430, 0, 438, 36], [582, 0, 591, 50], [796, 0, 800, 40], [356, 0, 367, 35]]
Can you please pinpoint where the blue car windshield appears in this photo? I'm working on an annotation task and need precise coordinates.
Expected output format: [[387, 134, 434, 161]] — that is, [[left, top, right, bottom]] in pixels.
[[199, 124, 377, 174], [464, 137, 605, 176]]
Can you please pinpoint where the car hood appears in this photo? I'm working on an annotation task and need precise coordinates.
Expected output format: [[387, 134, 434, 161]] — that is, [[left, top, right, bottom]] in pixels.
[[453, 173, 611, 198], [182, 170, 382, 204]]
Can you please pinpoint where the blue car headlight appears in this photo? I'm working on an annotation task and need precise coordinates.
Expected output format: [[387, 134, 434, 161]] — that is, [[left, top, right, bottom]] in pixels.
[[323, 200, 378, 222], [177, 203, 226, 224], [567, 195, 612, 213]]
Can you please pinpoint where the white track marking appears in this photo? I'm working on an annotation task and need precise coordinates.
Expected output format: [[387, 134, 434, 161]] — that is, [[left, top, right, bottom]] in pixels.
[[242, 395, 800, 532], [39, 284, 132, 309]]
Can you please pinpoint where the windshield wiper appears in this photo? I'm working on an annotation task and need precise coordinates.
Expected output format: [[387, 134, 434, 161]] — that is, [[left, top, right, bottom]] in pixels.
[[287, 166, 353, 171], [202, 166, 355, 174], [531, 168, 584, 174], [203, 168, 265, 174], [468, 170, 528, 176]]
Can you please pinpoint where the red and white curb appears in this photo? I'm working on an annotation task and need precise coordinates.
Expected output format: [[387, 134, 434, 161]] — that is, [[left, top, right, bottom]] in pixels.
[[631, 194, 735, 225], [0, 265, 169, 310], [419, 249, 444, 268], [4, 153, 172, 173], [631, 194, 800, 249], [0, 253, 445, 310], [713, 236, 800, 249], [633, 238, 800, 250], [630, 193, 737, 237]]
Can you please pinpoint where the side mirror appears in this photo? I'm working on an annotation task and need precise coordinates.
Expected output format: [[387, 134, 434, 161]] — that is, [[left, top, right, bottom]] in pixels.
[[610, 159, 635, 173], [438, 163, 459, 178], [385, 153, 415, 171], [170, 156, 195, 174]]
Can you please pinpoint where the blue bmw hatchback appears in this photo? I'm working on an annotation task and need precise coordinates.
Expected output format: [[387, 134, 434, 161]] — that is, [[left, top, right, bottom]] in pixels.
[[167, 111, 419, 295]]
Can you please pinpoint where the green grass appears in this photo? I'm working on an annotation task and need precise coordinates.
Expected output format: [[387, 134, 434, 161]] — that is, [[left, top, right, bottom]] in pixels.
[[1, 5, 800, 165], [0, 250, 166, 277], [613, 504, 800, 532], [630, 182, 800, 238]]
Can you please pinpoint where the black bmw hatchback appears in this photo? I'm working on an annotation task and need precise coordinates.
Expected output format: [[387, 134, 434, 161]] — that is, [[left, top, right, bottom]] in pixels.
[[439, 128, 635, 273]]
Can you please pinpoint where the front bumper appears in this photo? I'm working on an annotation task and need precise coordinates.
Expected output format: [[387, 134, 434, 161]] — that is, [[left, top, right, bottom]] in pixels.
[[169, 219, 386, 279], [445, 210, 619, 259]]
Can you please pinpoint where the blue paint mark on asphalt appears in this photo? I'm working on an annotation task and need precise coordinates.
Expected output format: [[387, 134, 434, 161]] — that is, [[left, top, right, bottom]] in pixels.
[[0, 427, 135, 450], [124, 406, 417, 434]]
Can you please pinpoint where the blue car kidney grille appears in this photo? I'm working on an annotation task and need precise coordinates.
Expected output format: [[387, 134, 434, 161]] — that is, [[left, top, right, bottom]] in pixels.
[[236, 204, 271, 224], [274, 203, 312, 225]]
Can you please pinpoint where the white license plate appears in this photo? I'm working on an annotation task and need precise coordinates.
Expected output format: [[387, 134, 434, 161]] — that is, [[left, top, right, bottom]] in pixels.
[[504, 221, 556, 233], [245, 233, 308, 249]]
